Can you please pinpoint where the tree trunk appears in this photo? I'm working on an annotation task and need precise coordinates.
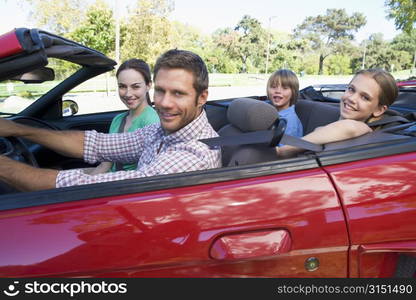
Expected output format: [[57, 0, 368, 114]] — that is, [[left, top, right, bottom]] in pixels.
[[318, 54, 324, 75]]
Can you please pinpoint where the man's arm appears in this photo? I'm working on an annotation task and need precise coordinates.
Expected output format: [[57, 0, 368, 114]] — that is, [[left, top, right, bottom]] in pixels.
[[0, 118, 84, 158], [277, 119, 372, 158], [0, 156, 58, 191], [57, 145, 221, 188]]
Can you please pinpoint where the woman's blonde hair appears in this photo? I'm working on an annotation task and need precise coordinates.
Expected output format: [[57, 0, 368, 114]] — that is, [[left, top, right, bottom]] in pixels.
[[267, 69, 299, 106]]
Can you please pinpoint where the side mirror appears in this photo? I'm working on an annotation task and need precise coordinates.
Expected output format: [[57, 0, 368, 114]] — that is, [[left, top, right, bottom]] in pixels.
[[62, 100, 79, 117], [10, 67, 55, 83]]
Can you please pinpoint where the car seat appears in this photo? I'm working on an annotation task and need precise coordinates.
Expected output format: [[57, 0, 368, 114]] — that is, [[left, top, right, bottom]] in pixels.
[[294, 100, 340, 134], [218, 98, 280, 166]]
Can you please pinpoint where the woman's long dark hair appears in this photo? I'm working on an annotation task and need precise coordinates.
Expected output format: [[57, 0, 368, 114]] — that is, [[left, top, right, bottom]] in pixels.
[[116, 59, 152, 105]]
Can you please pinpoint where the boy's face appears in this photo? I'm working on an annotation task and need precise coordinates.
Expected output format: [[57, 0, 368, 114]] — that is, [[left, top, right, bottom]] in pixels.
[[268, 80, 292, 111]]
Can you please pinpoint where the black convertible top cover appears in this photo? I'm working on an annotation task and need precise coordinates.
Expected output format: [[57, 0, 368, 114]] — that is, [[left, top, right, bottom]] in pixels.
[[0, 28, 116, 81]]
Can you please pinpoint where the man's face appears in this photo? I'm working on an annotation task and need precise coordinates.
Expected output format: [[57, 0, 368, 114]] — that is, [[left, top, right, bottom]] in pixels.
[[153, 68, 207, 134]]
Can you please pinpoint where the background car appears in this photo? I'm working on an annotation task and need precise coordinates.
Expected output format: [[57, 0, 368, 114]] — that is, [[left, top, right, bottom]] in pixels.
[[0, 28, 415, 278]]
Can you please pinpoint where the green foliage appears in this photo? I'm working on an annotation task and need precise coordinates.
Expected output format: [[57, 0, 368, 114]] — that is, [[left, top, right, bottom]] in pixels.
[[234, 15, 268, 73], [201, 42, 240, 73], [294, 8, 366, 74], [391, 29, 416, 52], [20, 0, 416, 76], [23, 0, 87, 34], [390, 30, 416, 70], [300, 55, 320, 75], [67, 0, 115, 55], [47, 59, 80, 81], [355, 33, 408, 72], [325, 55, 352, 75], [16, 90, 33, 98], [385, 0, 416, 33], [120, 0, 174, 67]]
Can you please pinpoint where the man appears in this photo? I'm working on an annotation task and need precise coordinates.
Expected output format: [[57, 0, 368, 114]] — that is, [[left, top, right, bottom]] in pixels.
[[0, 49, 221, 191]]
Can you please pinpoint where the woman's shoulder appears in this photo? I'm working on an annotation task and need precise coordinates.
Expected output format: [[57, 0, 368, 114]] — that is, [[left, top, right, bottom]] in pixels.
[[329, 119, 372, 135], [140, 106, 159, 122], [109, 112, 128, 133], [112, 111, 128, 122], [130, 106, 159, 130]]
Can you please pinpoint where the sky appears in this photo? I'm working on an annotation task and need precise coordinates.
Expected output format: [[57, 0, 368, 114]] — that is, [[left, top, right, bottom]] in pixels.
[[0, 0, 401, 43]]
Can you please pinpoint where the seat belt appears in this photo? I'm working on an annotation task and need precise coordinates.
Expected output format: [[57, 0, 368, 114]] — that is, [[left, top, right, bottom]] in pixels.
[[200, 120, 323, 152], [367, 115, 410, 128]]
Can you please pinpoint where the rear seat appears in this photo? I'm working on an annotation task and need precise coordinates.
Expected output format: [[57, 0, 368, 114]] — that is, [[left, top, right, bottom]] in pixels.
[[295, 100, 340, 134]]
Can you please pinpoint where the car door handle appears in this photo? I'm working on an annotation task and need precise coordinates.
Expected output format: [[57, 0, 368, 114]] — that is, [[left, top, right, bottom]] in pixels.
[[210, 229, 291, 260]]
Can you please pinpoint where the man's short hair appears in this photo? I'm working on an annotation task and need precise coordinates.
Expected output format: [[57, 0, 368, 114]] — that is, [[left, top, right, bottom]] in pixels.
[[154, 49, 209, 96]]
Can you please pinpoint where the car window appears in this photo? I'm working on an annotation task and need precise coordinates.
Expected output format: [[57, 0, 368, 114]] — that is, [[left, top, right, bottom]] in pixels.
[[0, 58, 81, 117], [62, 74, 127, 116]]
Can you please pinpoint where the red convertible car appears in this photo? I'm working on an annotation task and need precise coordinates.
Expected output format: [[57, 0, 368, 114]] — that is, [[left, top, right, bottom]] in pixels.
[[0, 28, 415, 278]]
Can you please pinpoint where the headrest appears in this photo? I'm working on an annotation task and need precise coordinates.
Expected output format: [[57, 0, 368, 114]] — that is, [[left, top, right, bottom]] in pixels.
[[227, 98, 278, 132]]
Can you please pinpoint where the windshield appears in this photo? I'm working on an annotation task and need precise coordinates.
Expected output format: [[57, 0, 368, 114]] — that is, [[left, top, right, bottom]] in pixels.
[[0, 58, 81, 116]]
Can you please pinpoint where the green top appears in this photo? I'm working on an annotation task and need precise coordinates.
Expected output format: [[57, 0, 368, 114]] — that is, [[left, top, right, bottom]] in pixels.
[[109, 105, 159, 172]]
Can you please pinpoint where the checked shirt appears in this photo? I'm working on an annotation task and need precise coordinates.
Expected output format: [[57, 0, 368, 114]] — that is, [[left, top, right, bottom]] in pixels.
[[56, 111, 221, 187]]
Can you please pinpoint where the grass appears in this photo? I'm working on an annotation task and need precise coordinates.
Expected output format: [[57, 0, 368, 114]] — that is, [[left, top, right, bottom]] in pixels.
[[1, 69, 415, 99]]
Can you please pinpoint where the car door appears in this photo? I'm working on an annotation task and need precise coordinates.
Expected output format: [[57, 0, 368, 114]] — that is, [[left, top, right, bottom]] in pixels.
[[0, 157, 349, 277]]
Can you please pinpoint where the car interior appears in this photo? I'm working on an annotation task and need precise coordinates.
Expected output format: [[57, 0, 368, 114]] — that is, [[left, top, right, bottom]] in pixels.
[[203, 93, 416, 168]]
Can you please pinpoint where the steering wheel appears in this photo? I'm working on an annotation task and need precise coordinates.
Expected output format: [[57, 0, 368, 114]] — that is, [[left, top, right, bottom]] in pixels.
[[10, 115, 60, 131], [1, 136, 39, 167], [0, 116, 60, 194], [2, 116, 60, 167]]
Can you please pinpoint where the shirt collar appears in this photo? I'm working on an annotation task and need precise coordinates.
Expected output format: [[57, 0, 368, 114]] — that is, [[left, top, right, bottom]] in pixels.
[[160, 110, 208, 143]]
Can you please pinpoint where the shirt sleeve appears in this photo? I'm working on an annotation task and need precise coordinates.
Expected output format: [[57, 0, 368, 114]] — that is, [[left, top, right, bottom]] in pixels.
[[56, 142, 216, 188], [83, 129, 147, 165]]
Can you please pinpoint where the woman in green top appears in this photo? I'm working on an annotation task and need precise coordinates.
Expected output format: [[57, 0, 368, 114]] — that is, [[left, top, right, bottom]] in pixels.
[[90, 59, 159, 174]]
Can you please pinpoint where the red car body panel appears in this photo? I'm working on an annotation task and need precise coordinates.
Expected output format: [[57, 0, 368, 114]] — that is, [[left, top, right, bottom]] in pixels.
[[0, 168, 349, 277], [397, 80, 416, 87], [324, 152, 416, 277]]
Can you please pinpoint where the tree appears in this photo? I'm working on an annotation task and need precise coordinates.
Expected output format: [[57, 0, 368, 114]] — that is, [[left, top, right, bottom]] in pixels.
[[213, 27, 242, 72], [214, 16, 267, 73], [294, 9, 366, 74], [358, 33, 398, 71], [268, 37, 310, 73], [391, 29, 416, 71], [121, 0, 174, 66], [68, 0, 115, 56], [23, 0, 87, 34], [234, 15, 268, 73], [325, 55, 352, 75], [170, 22, 203, 51], [385, 0, 416, 34]]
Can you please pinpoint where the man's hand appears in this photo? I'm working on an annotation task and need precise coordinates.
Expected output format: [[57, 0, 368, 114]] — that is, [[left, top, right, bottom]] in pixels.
[[0, 118, 85, 158], [0, 118, 23, 137], [0, 155, 58, 191]]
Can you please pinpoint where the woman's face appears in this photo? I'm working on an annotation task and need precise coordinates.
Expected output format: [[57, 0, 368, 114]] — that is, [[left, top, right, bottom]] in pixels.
[[340, 74, 386, 122], [267, 80, 292, 111], [117, 69, 150, 112]]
